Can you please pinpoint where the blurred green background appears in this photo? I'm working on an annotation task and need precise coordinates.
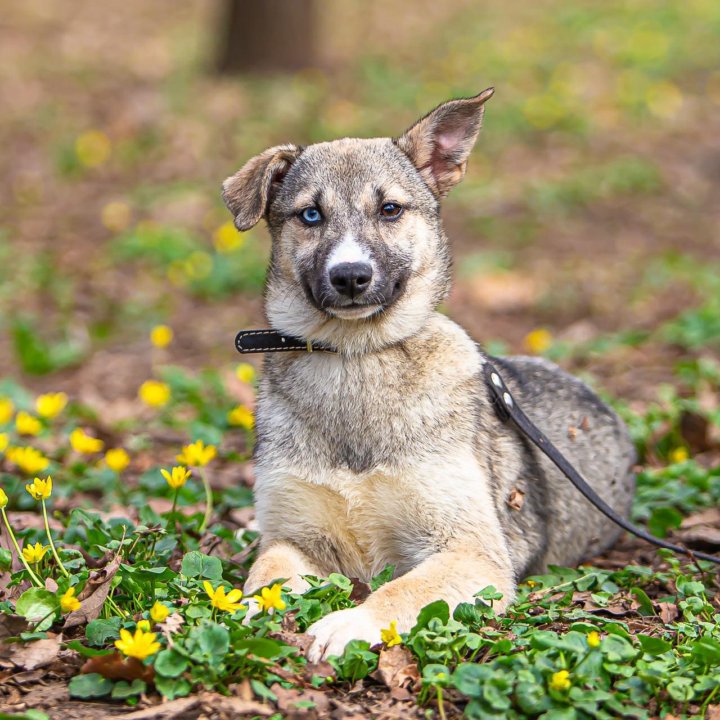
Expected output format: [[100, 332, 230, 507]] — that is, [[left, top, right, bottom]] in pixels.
[[1, 0, 719, 408]]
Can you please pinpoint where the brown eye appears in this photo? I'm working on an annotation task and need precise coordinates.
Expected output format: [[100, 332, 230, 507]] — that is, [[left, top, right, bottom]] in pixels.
[[380, 202, 403, 220]]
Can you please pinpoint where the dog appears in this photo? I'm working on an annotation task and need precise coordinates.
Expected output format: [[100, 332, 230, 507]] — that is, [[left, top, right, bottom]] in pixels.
[[222, 89, 636, 662]]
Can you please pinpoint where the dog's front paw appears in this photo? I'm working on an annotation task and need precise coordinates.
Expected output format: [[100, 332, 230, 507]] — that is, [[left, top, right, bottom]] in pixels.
[[306, 606, 383, 662]]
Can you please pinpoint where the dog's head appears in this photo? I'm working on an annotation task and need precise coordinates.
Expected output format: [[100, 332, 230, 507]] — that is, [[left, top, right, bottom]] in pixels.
[[223, 89, 493, 354]]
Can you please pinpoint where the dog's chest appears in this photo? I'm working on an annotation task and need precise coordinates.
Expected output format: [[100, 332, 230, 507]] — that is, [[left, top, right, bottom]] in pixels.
[[261, 350, 479, 473]]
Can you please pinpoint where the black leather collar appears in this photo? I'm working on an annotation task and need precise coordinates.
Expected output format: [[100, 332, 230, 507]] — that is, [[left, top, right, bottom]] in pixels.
[[235, 327, 719, 566], [235, 329, 335, 354]]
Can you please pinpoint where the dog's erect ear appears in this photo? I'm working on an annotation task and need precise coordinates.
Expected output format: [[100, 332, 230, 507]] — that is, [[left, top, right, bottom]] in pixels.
[[395, 88, 494, 198], [222, 144, 302, 230]]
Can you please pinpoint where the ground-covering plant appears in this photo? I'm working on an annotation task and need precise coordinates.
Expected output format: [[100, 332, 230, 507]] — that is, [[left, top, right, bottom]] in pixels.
[[1, 329, 719, 719]]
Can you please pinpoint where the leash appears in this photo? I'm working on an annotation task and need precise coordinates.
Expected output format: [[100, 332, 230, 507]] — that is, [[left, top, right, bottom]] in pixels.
[[235, 329, 720, 566]]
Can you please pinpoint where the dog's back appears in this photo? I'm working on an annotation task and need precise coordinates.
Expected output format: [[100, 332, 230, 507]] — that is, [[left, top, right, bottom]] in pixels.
[[488, 355, 636, 575]]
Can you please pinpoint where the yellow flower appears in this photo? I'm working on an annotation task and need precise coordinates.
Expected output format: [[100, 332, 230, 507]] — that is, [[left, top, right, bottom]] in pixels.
[[161, 465, 191, 489], [22, 542, 49, 564], [75, 130, 111, 168], [137, 619, 151, 632], [235, 362, 256, 385], [6, 446, 50, 474], [0, 487, 7, 509], [253, 583, 286, 613], [115, 627, 161, 661], [105, 448, 130, 473], [227, 405, 254, 430], [0, 433, 8, 453], [0, 398, 14, 425], [526, 579, 538, 588], [139, 380, 171, 408], [523, 328, 553, 355], [150, 325, 173, 349], [25, 476, 52, 501], [60, 586, 81, 613], [150, 601, 170, 623], [587, 631, 601, 648], [101, 200, 131, 233], [35, 393, 68, 419], [213, 221, 245, 254], [70, 428, 104, 454], [176, 440, 216, 467], [669, 447, 689, 464], [15, 411, 42, 437], [203, 580, 246, 613], [380, 620, 403, 647], [549, 670, 571, 692]]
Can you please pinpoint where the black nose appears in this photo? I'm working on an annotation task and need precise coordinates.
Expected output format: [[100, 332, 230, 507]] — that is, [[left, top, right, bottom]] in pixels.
[[329, 262, 373, 299]]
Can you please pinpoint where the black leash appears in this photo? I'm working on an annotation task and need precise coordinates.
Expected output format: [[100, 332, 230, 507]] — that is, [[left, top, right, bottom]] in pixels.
[[235, 329, 720, 566]]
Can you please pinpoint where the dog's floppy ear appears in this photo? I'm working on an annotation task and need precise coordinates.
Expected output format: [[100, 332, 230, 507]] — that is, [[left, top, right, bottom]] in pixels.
[[395, 88, 494, 198], [222, 144, 301, 230]]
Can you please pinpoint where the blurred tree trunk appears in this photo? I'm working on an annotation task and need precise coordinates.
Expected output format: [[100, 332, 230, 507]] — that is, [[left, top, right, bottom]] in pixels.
[[216, 0, 317, 74]]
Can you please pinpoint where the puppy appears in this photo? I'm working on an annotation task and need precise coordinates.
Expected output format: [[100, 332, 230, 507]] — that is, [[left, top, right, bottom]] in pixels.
[[222, 89, 636, 661]]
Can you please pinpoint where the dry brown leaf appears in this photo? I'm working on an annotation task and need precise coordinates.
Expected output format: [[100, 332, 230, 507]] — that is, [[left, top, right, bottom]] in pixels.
[[656, 602, 679, 624], [81, 651, 155, 683], [507, 488, 525, 511], [706, 705, 720, 720], [63, 554, 122, 629], [681, 507, 720, 528], [9, 634, 61, 670], [272, 683, 330, 716], [372, 644, 420, 690]]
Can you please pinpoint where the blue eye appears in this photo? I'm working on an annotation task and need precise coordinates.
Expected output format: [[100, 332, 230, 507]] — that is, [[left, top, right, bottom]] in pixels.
[[300, 207, 322, 226]]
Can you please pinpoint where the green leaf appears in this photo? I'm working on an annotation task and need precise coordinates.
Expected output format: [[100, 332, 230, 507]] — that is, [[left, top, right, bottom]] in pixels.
[[15, 588, 59, 630], [155, 675, 192, 700], [636, 634, 671, 655], [647, 507, 683, 537], [68, 673, 113, 699], [601, 634, 640, 663], [630, 588, 656, 616], [154, 649, 189, 678], [111, 679, 146, 699], [667, 676, 694, 702], [86, 617, 122, 646], [369, 564, 395, 591], [691, 636, 720, 664], [0, 548, 12, 573], [65, 640, 114, 658], [233, 637, 286, 659], [180, 551, 223, 580], [411, 600, 450, 633], [452, 663, 490, 698], [189, 622, 229, 662]]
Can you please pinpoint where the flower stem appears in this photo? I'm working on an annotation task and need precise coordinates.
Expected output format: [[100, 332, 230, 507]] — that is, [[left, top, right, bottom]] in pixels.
[[199, 468, 213, 533], [1, 508, 43, 587], [42, 500, 69, 578]]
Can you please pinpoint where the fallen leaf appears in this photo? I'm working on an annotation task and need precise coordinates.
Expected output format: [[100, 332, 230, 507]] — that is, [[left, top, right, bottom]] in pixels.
[[349, 578, 372, 603], [656, 602, 679, 624], [81, 651, 155, 683], [507, 488, 525, 511], [63, 554, 122, 629], [272, 683, 330, 716], [681, 508, 720, 528], [9, 635, 61, 670], [372, 644, 420, 690]]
